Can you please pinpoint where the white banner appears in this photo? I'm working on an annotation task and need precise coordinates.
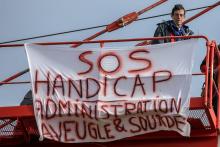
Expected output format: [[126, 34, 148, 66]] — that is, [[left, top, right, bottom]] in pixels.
[[25, 39, 197, 143]]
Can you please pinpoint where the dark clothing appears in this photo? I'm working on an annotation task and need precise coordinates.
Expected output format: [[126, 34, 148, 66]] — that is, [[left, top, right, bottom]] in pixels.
[[200, 47, 219, 114], [20, 90, 33, 105], [152, 20, 193, 44]]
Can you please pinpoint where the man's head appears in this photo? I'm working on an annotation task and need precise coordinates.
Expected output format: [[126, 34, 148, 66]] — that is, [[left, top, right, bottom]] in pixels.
[[171, 4, 185, 28]]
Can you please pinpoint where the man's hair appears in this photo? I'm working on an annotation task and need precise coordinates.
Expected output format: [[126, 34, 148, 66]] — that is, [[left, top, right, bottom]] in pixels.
[[171, 4, 185, 16]]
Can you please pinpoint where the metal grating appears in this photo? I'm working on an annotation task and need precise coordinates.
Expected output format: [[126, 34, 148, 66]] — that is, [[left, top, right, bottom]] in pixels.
[[0, 119, 18, 136], [0, 108, 214, 140], [188, 109, 211, 129]]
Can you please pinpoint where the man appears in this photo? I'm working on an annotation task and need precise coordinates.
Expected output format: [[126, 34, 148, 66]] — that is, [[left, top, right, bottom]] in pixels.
[[152, 4, 193, 44]]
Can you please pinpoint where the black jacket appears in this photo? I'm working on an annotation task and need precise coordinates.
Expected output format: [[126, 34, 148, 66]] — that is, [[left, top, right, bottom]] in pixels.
[[152, 20, 193, 44]]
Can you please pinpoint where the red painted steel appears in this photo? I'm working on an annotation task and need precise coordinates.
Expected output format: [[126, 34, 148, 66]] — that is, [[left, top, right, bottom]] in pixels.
[[0, 69, 29, 86], [137, 0, 167, 15], [208, 41, 216, 108], [204, 42, 210, 106], [71, 29, 107, 48], [0, 81, 30, 85], [0, 35, 209, 48], [183, 1, 220, 25], [71, 0, 167, 48], [217, 43, 220, 129], [0, 105, 34, 118]]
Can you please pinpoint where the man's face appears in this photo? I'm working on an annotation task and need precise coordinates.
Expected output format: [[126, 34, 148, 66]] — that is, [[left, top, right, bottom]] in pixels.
[[172, 9, 185, 27]]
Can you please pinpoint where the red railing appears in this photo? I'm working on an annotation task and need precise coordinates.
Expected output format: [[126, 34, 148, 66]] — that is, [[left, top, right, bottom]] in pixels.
[[0, 36, 219, 145]]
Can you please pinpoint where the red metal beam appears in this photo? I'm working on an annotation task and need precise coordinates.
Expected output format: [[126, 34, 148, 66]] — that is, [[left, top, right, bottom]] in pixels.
[[0, 69, 29, 86], [71, 0, 167, 48], [71, 29, 107, 48], [0, 81, 30, 85], [217, 43, 220, 129], [204, 42, 211, 107], [0, 35, 209, 48], [190, 97, 205, 109], [137, 0, 167, 15], [0, 105, 34, 118], [208, 41, 216, 108], [183, 1, 220, 25]]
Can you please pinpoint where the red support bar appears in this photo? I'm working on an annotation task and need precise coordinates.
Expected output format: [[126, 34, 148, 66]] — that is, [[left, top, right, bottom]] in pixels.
[[0, 69, 29, 86], [218, 47, 220, 129], [208, 41, 215, 108], [0, 35, 209, 48], [183, 1, 220, 25], [0, 81, 30, 85], [71, 29, 107, 48], [137, 0, 167, 15], [71, 0, 167, 47], [204, 41, 211, 107], [0, 105, 34, 118], [189, 97, 205, 109]]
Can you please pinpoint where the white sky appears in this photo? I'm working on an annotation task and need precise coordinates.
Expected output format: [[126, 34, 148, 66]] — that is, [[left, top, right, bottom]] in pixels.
[[0, 0, 220, 106]]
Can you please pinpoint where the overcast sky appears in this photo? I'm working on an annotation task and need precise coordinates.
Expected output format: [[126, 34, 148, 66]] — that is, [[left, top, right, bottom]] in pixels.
[[0, 0, 220, 106]]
